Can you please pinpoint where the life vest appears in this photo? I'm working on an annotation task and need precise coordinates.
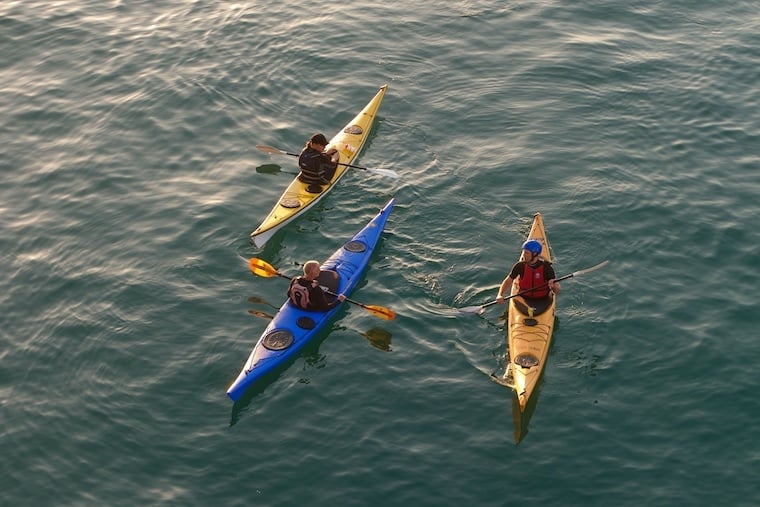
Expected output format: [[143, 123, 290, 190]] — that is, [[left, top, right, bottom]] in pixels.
[[288, 278, 312, 309], [519, 262, 550, 298], [298, 148, 327, 184]]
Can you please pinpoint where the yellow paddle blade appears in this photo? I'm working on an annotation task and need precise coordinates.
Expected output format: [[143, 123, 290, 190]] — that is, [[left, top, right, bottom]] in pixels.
[[249, 258, 279, 277], [363, 304, 396, 321]]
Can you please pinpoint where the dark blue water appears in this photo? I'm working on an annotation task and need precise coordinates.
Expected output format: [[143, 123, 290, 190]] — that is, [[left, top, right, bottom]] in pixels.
[[3, 1, 759, 505]]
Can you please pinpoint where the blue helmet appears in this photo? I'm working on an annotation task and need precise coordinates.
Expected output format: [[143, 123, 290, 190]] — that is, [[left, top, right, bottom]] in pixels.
[[521, 239, 542, 255]]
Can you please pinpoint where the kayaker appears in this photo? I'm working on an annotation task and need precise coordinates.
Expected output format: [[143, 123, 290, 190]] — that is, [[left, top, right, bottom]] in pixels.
[[495, 239, 560, 309], [298, 133, 340, 185], [288, 260, 346, 311]]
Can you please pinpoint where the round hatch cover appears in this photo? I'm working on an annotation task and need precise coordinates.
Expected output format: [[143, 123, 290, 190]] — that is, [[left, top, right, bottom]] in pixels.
[[280, 198, 301, 209], [343, 125, 363, 135], [514, 353, 540, 368], [297, 317, 315, 329], [262, 330, 294, 351], [343, 240, 366, 253]]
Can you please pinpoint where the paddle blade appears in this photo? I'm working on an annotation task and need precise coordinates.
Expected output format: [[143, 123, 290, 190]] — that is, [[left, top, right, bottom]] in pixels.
[[256, 144, 286, 156], [574, 260, 610, 277], [458, 305, 486, 315], [367, 167, 400, 179], [249, 258, 280, 278], [364, 305, 396, 320]]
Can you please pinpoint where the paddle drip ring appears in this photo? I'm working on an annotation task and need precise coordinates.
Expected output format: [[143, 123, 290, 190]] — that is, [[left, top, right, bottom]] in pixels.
[[262, 330, 294, 351], [343, 240, 366, 253], [514, 353, 540, 368], [343, 125, 363, 135]]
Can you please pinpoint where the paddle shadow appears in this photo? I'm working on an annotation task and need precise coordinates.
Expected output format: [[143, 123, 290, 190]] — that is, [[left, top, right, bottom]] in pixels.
[[360, 326, 393, 352], [255, 163, 299, 176]]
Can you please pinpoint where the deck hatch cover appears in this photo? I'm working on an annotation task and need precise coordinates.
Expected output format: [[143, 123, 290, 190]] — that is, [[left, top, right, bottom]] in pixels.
[[262, 330, 294, 351], [514, 353, 540, 368]]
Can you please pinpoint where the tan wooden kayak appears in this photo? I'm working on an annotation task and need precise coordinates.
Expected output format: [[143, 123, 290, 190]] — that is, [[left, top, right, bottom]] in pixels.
[[503, 212, 557, 412]]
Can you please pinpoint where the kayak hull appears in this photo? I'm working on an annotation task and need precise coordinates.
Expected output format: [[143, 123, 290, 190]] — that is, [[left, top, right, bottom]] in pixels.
[[228, 197, 395, 401], [250, 85, 388, 248], [504, 213, 557, 412]]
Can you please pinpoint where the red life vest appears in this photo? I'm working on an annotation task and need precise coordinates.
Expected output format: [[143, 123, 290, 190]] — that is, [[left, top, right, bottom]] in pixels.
[[519, 262, 550, 298]]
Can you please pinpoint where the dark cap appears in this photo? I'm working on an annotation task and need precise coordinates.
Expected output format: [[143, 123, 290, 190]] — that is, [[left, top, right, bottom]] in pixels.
[[309, 133, 328, 146]]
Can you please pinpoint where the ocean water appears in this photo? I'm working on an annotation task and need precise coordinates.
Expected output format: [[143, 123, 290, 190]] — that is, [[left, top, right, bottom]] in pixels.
[[2, 1, 759, 506]]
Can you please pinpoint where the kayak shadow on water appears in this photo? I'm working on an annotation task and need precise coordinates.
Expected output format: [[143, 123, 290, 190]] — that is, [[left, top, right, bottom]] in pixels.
[[228, 367, 285, 427]]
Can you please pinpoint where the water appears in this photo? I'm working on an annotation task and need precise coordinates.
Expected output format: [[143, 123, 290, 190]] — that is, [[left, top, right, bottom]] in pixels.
[[2, 1, 759, 506]]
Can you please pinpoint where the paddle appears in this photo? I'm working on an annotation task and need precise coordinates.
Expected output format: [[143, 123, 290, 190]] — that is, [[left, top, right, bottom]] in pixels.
[[256, 144, 399, 179], [248, 257, 396, 320], [458, 260, 610, 315]]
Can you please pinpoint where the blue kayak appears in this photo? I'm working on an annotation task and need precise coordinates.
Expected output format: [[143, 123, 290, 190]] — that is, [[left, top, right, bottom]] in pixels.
[[227, 197, 395, 401]]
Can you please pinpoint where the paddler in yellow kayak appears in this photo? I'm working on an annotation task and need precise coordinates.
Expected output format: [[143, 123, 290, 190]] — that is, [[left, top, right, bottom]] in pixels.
[[298, 133, 340, 186], [495, 239, 561, 315]]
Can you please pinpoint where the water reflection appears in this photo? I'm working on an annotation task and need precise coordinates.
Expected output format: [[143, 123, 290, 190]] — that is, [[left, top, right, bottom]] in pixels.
[[360, 326, 392, 351]]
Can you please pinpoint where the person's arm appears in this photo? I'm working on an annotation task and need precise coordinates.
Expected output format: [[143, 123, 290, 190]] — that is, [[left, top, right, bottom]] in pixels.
[[323, 149, 339, 168], [496, 263, 522, 303], [325, 293, 346, 310], [496, 276, 514, 304], [545, 264, 561, 294], [310, 282, 345, 311]]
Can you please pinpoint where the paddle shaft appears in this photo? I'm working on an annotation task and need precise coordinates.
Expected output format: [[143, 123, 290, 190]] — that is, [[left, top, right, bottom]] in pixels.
[[281, 149, 376, 172], [480, 272, 573, 310], [462, 260, 609, 313], [256, 144, 398, 178], [249, 259, 394, 319]]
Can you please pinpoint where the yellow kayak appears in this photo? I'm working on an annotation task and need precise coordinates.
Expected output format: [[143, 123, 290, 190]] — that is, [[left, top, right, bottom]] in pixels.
[[250, 85, 388, 248], [504, 212, 557, 412]]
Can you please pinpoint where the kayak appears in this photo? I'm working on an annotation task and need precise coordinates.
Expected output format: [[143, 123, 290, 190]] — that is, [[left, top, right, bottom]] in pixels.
[[227, 197, 395, 401], [503, 212, 557, 412], [250, 85, 388, 248]]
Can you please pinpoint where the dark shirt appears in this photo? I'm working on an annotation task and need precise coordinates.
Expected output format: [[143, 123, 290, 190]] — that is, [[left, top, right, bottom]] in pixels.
[[298, 147, 338, 184], [288, 277, 341, 311]]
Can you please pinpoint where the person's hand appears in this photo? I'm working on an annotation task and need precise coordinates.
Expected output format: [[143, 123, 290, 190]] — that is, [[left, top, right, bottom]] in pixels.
[[337, 294, 346, 302], [496, 295, 505, 304], [325, 147, 338, 155], [549, 279, 560, 294]]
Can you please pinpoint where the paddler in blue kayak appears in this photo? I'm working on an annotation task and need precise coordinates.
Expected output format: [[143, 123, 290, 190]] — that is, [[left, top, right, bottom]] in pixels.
[[288, 260, 346, 311], [298, 133, 340, 185], [495, 239, 560, 315]]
